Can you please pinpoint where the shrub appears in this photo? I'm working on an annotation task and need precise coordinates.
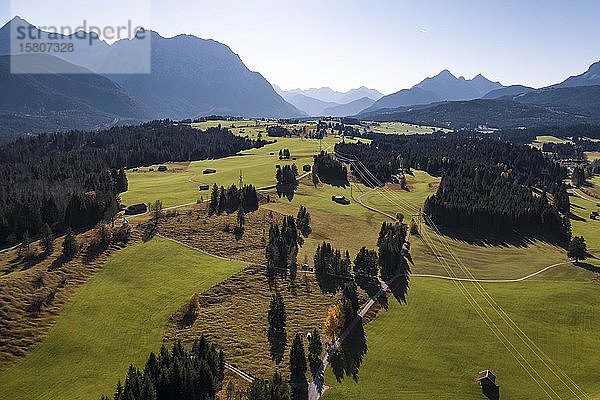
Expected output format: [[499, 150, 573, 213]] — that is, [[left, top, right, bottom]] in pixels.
[[27, 295, 46, 316]]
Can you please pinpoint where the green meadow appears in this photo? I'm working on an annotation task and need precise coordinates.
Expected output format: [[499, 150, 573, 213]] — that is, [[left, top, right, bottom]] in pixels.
[[323, 277, 600, 400], [0, 238, 246, 400]]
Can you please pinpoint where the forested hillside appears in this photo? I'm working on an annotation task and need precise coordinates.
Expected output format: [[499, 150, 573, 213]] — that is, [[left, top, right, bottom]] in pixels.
[[336, 135, 571, 242], [0, 121, 268, 245]]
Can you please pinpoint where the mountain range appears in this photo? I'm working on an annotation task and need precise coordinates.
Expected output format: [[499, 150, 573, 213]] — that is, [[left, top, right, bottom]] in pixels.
[[274, 85, 381, 116], [3, 15, 600, 137], [362, 70, 504, 113], [0, 16, 304, 137], [358, 62, 600, 128]]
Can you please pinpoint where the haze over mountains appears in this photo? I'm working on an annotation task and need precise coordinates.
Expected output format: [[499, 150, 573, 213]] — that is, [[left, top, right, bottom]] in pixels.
[[362, 70, 504, 113], [273, 85, 381, 117], [0, 16, 303, 137], [2, 15, 600, 138]]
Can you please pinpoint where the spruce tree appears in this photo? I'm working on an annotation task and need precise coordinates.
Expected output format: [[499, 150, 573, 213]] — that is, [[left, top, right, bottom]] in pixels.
[[41, 223, 54, 254], [267, 292, 287, 364], [308, 328, 323, 379], [568, 236, 588, 263], [289, 333, 307, 383], [62, 228, 79, 260]]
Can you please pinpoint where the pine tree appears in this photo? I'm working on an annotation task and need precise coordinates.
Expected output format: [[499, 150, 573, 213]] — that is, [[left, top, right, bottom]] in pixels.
[[353, 247, 378, 280], [62, 228, 79, 260], [236, 203, 245, 233], [289, 333, 307, 383], [18, 231, 32, 259], [308, 328, 323, 379], [267, 292, 287, 364], [270, 371, 291, 400], [41, 223, 54, 254], [568, 236, 588, 263], [209, 184, 219, 213]]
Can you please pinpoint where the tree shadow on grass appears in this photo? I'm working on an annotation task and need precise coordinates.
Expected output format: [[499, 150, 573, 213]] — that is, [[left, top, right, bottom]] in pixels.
[[291, 381, 308, 400], [575, 262, 600, 274], [432, 224, 564, 249], [482, 385, 500, 400], [356, 278, 388, 311], [329, 320, 367, 383]]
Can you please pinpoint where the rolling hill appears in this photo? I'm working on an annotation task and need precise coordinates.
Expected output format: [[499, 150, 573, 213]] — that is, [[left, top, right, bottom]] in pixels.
[[359, 84, 600, 129]]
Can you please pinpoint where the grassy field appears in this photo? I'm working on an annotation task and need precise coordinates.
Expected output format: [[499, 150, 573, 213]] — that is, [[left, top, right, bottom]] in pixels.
[[534, 135, 572, 144], [121, 135, 338, 208], [570, 192, 600, 250], [585, 151, 600, 161], [0, 237, 246, 400], [264, 171, 568, 280], [323, 277, 600, 400], [163, 265, 367, 380], [366, 121, 446, 135]]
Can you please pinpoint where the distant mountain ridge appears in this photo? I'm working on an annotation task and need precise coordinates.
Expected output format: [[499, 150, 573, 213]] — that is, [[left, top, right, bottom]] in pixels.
[[0, 16, 304, 133], [275, 85, 382, 116], [359, 84, 600, 129], [275, 85, 383, 104], [362, 70, 504, 114], [0, 54, 148, 135], [322, 97, 376, 117], [553, 60, 600, 88]]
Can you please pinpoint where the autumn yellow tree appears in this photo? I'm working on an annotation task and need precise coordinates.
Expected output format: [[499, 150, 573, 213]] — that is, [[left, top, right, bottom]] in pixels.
[[323, 302, 345, 341]]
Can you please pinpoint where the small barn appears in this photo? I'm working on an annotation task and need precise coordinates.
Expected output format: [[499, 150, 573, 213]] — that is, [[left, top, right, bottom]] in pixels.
[[198, 184, 210, 191], [477, 370, 497, 387], [203, 168, 217, 174], [303, 164, 312, 172], [157, 165, 168, 172], [332, 195, 350, 205], [124, 203, 148, 216]]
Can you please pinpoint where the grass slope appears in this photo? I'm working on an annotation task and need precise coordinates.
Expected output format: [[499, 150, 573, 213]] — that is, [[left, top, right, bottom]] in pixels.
[[0, 237, 245, 400], [265, 171, 567, 280], [121, 135, 338, 208], [323, 277, 600, 400]]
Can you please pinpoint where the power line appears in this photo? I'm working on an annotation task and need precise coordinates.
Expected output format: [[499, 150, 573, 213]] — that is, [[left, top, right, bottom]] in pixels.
[[334, 149, 590, 399]]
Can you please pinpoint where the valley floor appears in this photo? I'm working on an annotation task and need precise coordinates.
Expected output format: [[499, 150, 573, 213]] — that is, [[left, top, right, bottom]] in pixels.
[[1, 128, 599, 400]]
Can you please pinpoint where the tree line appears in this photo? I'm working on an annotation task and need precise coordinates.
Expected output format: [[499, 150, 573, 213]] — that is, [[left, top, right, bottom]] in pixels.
[[209, 184, 259, 214], [101, 337, 224, 400], [313, 151, 348, 186], [0, 120, 267, 246], [275, 164, 299, 199]]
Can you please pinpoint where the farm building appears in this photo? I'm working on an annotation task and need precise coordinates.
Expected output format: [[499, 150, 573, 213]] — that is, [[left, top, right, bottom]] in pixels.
[[157, 165, 168, 172], [203, 168, 217, 174], [332, 195, 350, 205], [124, 203, 148, 216], [303, 164, 312, 172], [198, 184, 210, 191], [477, 370, 497, 387]]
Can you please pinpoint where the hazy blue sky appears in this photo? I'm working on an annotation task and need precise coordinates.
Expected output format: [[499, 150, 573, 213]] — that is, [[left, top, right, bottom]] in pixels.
[[3, 0, 600, 93]]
